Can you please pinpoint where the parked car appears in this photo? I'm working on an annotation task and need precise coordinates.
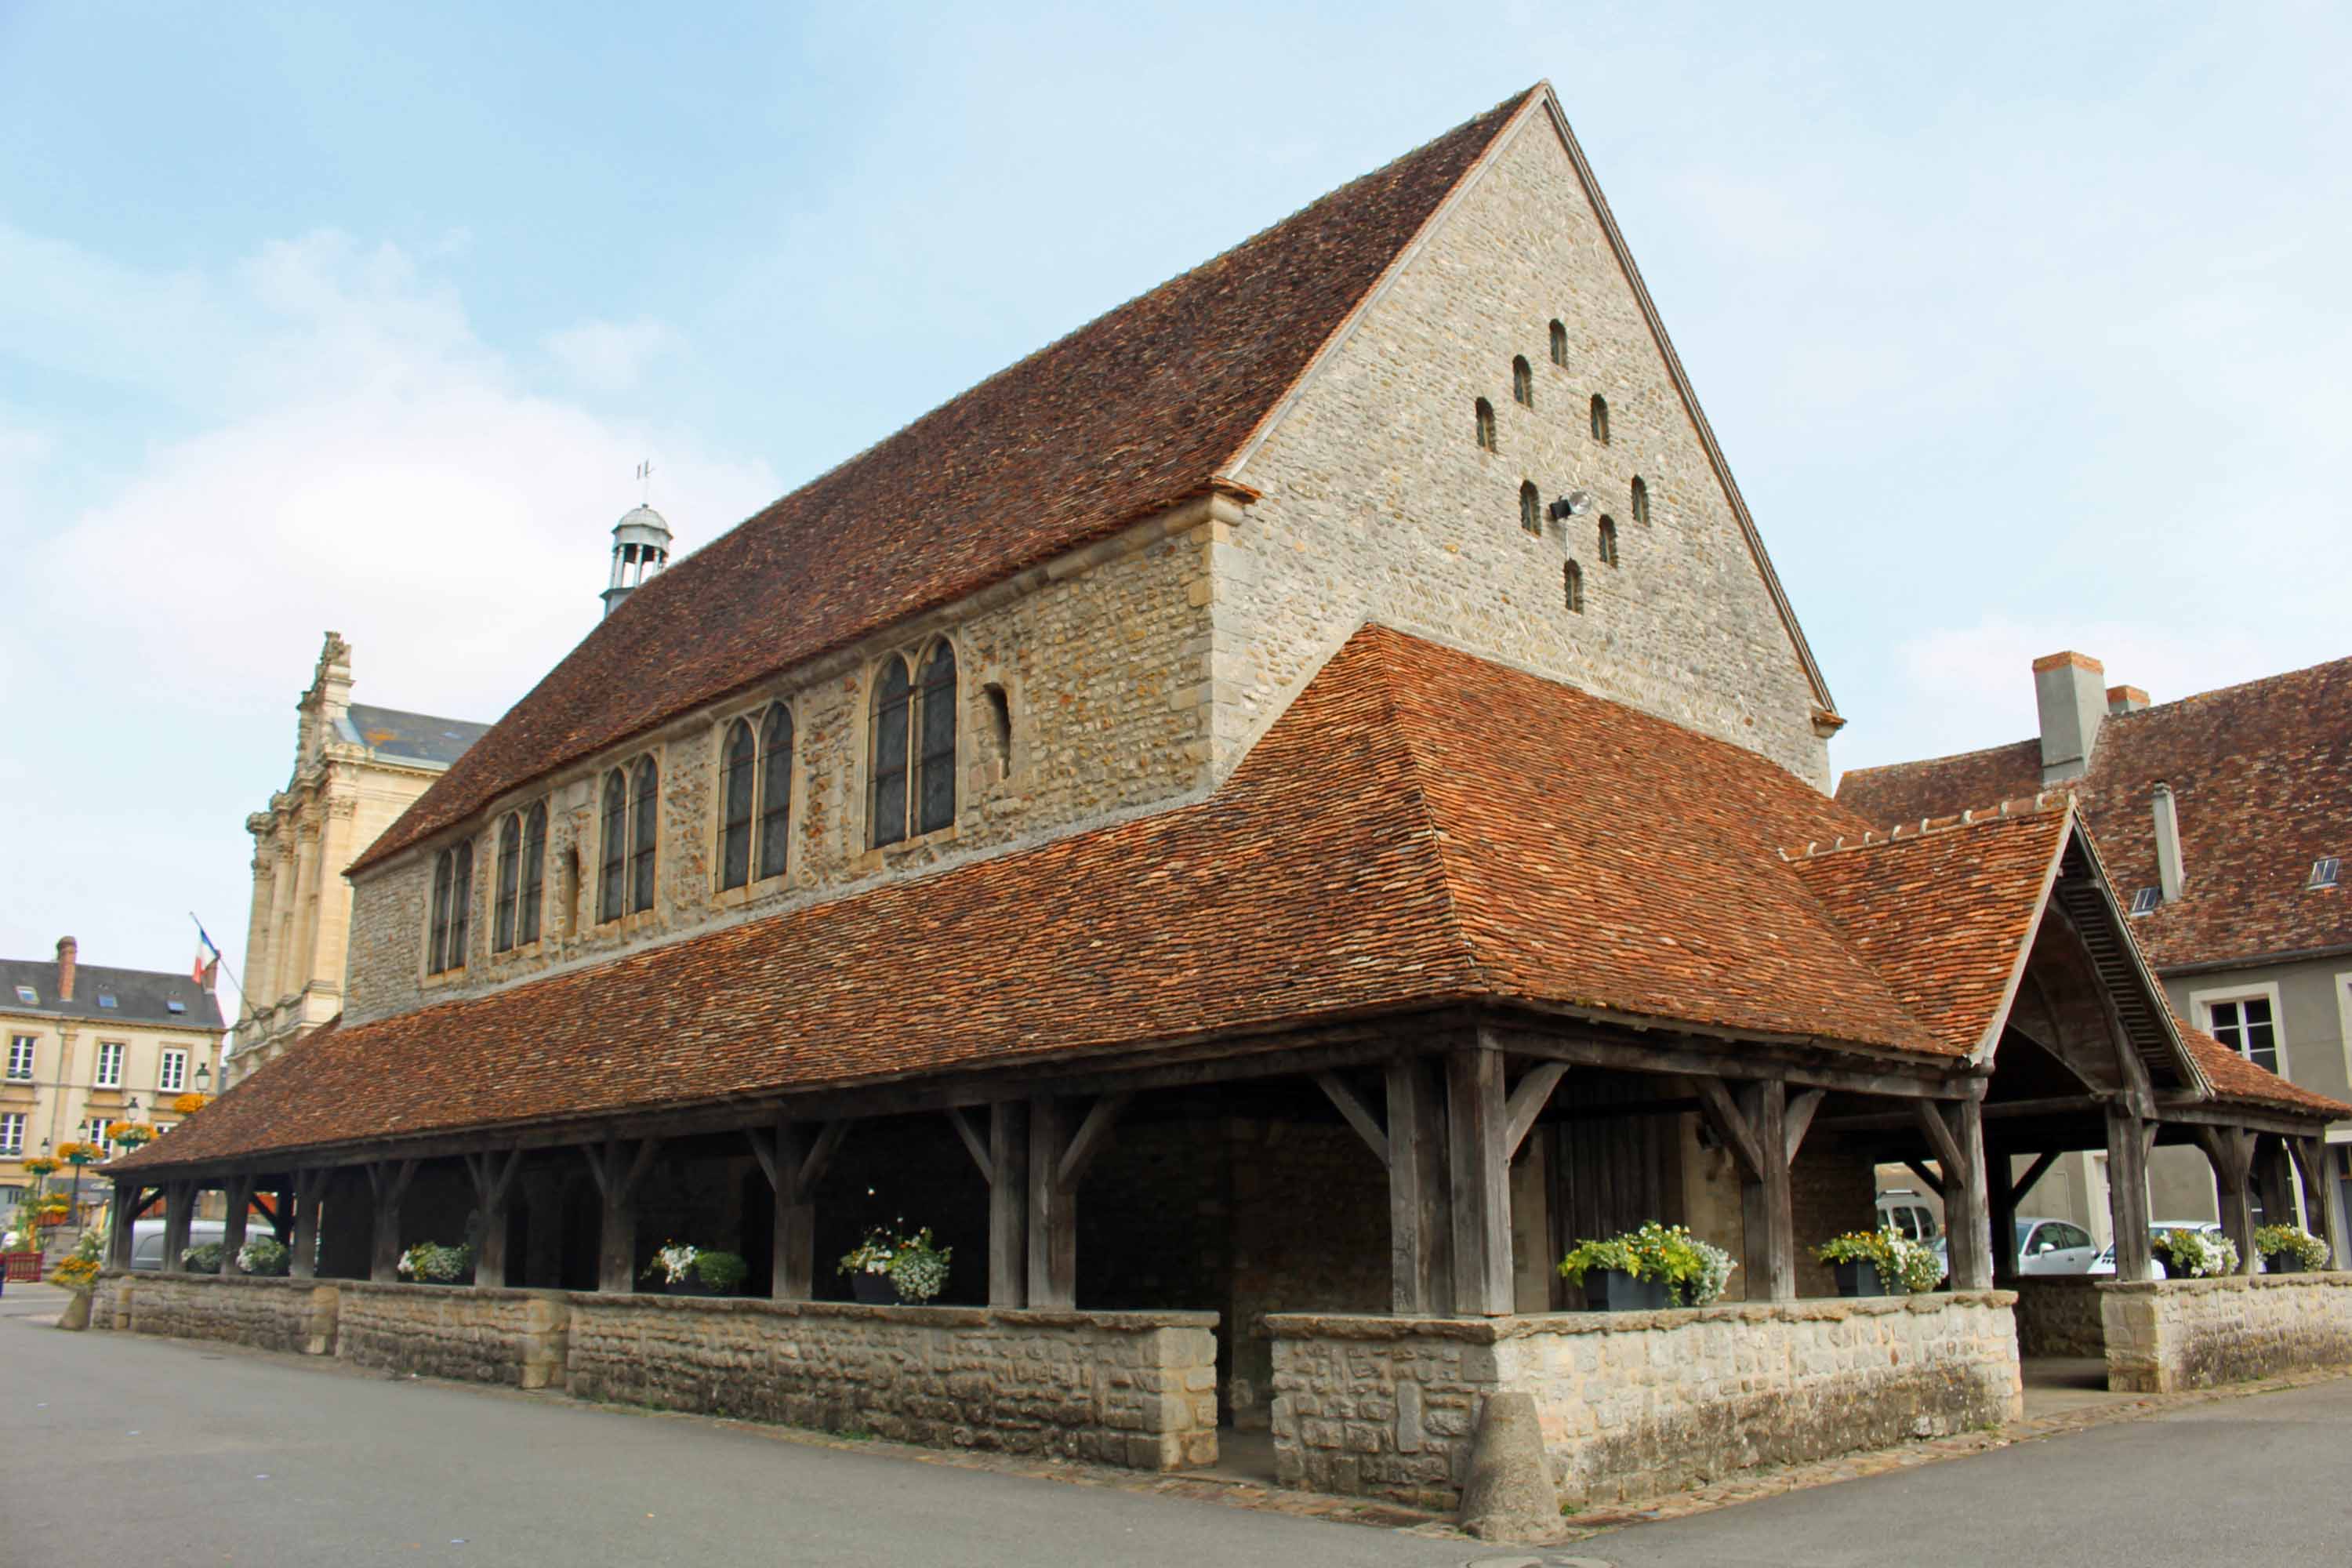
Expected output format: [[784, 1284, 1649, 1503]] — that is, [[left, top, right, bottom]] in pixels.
[[2014, 1217, 2101, 1275], [126, 1218, 232, 1272]]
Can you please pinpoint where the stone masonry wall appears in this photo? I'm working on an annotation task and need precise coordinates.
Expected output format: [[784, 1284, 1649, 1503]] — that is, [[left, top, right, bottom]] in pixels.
[[104, 1272, 338, 1356], [1269, 1293, 2022, 1509], [335, 1281, 569, 1388], [1222, 107, 1832, 793], [347, 514, 1214, 1026], [564, 1298, 1218, 1471], [2102, 1274, 2352, 1392], [2013, 1279, 2107, 1358]]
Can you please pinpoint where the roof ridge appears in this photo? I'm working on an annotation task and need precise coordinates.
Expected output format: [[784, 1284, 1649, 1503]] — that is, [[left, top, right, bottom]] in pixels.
[[1838, 735, 2040, 783], [1777, 790, 2071, 862]]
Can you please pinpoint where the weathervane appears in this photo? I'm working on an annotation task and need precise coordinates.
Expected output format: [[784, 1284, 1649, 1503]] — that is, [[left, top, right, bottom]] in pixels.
[[636, 459, 655, 505]]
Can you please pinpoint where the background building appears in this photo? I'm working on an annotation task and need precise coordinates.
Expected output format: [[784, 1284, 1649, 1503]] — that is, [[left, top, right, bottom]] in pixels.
[[227, 632, 487, 1086], [2, 936, 226, 1222]]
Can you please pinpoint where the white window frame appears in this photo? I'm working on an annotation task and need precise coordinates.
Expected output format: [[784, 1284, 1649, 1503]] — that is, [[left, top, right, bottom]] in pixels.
[[158, 1047, 188, 1094], [5, 1034, 33, 1081], [2336, 970, 2352, 1116], [94, 1040, 125, 1089], [2191, 980, 2289, 1079], [0, 1112, 23, 1156], [83, 1118, 113, 1155]]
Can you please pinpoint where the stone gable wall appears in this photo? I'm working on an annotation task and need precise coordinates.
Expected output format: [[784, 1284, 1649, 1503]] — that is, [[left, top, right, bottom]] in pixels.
[[1269, 1292, 2022, 1508], [2102, 1273, 2352, 1392], [1222, 109, 1831, 793], [345, 517, 1214, 1025]]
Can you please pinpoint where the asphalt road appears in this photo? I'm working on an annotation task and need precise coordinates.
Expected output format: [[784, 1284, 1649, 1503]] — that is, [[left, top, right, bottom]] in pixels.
[[7, 1286, 2350, 1568]]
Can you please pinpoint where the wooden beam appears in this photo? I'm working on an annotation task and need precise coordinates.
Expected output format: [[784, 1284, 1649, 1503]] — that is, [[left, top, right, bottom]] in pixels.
[[1784, 1088, 1825, 1164], [2291, 1136, 2338, 1267], [1027, 1096, 1076, 1308], [745, 1127, 780, 1192], [771, 1120, 813, 1301], [162, 1181, 195, 1273], [797, 1123, 847, 1194], [1910, 1100, 1965, 1174], [2193, 1126, 2256, 1276], [1502, 1062, 1570, 1161], [1490, 1022, 1953, 1100], [1692, 1076, 1765, 1180], [1056, 1094, 1131, 1191], [1944, 1098, 1993, 1290], [987, 1102, 1027, 1308], [220, 1173, 255, 1270], [946, 1106, 993, 1181], [365, 1159, 416, 1283], [1314, 1071, 1389, 1168], [2153, 1100, 2336, 1138], [2105, 1104, 2154, 1283], [1446, 1044, 1512, 1316], [1900, 1158, 1945, 1198], [2009, 1149, 2062, 1205], [289, 1168, 326, 1279], [1385, 1057, 1450, 1316], [1737, 1080, 1795, 1302]]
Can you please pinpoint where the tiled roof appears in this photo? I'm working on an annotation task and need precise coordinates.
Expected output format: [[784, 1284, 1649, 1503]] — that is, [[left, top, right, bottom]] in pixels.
[[0, 959, 225, 1030], [128, 630, 2334, 1174], [1838, 656, 2352, 971], [347, 88, 1544, 877], [2176, 1020, 2347, 1116], [1784, 803, 2071, 1057], [339, 703, 490, 769]]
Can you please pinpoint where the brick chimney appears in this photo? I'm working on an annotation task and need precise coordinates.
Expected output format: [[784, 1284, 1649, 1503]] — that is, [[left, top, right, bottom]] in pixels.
[[2033, 652, 2106, 785], [2107, 685, 2149, 717], [55, 935, 77, 1002], [2152, 783, 2186, 902]]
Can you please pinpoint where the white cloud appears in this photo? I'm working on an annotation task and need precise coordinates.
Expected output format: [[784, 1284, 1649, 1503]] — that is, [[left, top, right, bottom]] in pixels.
[[543, 317, 678, 394]]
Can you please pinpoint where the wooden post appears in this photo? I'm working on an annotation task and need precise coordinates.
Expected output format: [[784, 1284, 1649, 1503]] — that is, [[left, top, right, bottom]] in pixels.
[[162, 1181, 195, 1272], [365, 1159, 417, 1283], [289, 1169, 325, 1279], [1385, 1057, 1451, 1316], [2291, 1137, 2338, 1267], [2192, 1127, 2257, 1275], [1987, 1142, 2018, 1286], [2105, 1104, 2154, 1283], [746, 1119, 843, 1301], [2253, 1134, 2296, 1232], [1913, 1098, 1990, 1290], [220, 1173, 255, 1270], [1446, 1044, 1512, 1316], [987, 1102, 1028, 1308], [1023, 1093, 1127, 1310], [581, 1138, 660, 1294], [520, 1170, 563, 1287], [1739, 1080, 1793, 1302], [463, 1150, 524, 1289], [109, 1185, 150, 1268]]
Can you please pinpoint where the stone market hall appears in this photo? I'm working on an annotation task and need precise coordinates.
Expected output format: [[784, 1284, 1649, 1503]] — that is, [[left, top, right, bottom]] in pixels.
[[103, 84, 2350, 1509]]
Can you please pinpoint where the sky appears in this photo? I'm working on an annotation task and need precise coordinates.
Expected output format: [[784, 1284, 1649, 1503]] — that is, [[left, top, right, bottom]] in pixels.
[[3, 2, 2347, 1007]]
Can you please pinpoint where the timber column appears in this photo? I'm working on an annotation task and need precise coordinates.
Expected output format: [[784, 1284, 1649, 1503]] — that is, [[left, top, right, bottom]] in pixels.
[[2104, 1104, 2154, 1283], [1446, 1044, 1512, 1316]]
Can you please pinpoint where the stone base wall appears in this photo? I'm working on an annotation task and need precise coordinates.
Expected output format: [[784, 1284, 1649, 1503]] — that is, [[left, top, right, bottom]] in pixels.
[[1269, 1293, 2023, 1509], [2102, 1273, 2352, 1392], [566, 1298, 1218, 1471], [336, 1282, 569, 1388], [2013, 1279, 2107, 1358], [103, 1273, 338, 1356]]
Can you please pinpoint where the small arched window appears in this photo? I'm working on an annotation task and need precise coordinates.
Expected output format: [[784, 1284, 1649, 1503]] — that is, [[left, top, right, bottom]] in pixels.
[[1599, 516, 1619, 567], [870, 655, 912, 849], [757, 704, 793, 880], [719, 717, 757, 891], [1549, 319, 1568, 367], [1564, 560, 1584, 614], [597, 769, 627, 923], [519, 802, 546, 945], [1512, 356, 1534, 408], [1519, 481, 1542, 535], [1631, 475, 1649, 525], [1589, 394, 1610, 445], [494, 813, 522, 953], [1474, 398, 1497, 452], [629, 756, 659, 915], [916, 641, 958, 837]]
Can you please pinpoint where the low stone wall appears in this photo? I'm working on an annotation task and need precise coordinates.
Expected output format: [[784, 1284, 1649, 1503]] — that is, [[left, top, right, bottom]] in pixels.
[[2101, 1273, 2352, 1392], [2013, 1278, 2107, 1358], [1269, 1292, 2023, 1508], [336, 1282, 569, 1389], [103, 1272, 338, 1356], [565, 1298, 1218, 1471]]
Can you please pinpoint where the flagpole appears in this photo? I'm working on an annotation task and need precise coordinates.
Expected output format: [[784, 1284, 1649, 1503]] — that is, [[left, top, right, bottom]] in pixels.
[[187, 912, 249, 1011]]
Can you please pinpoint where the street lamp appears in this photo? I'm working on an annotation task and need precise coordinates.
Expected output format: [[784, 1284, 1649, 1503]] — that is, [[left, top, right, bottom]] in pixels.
[[194, 1063, 210, 1092]]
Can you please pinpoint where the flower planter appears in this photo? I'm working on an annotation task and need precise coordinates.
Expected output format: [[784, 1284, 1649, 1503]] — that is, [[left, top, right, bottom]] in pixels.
[[1583, 1268, 1668, 1312], [663, 1278, 708, 1297], [851, 1272, 902, 1306], [1832, 1260, 1889, 1298], [2266, 1255, 2306, 1274]]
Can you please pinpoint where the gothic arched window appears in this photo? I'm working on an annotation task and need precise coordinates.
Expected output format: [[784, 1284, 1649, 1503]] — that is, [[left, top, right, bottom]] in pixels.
[[1589, 394, 1610, 445], [1599, 516, 1619, 568], [430, 840, 473, 972], [494, 813, 522, 953], [870, 655, 912, 849], [916, 641, 958, 837], [758, 703, 794, 880], [1630, 475, 1650, 525], [1549, 319, 1568, 367], [1564, 560, 1585, 614], [597, 768, 627, 923], [719, 717, 757, 891], [427, 848, 454, 974], [1512, 356, 1534, 408], [629, 756, 659, 915], [1474, 398, 1497, 452], [519, 802, 546, 945], [1519, 481, 1542, 536]]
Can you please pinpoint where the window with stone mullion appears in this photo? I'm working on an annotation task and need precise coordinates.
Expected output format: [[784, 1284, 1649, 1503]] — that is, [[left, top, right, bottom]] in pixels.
[[871, 658, 911, 848], [720, 719, 756, 891], [597, 771, 628, 923], [494, 815, 522, 953], [518, 803, 546, 945], [447, 841, 474, 967], [428, 850, 455, 972], [630, 757, 659, 915], [916, 643, 957, 837], [757, 705, 793, 880]]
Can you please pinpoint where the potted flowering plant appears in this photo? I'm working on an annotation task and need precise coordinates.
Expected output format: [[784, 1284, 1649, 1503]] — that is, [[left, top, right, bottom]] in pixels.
[[107, 1120, 155, 1153], [2152, 1228, 2239, 1278], [1558, 1222, 1735, 1311], [1816, 1229, 1942, 1297], [2252, 1223, 2329, 1273], [50, 1232, 105, 1330], [396, 1240, 474, 1284], [837, 1225, 953, 1305], [180, 1241, 225, 1275], [236, 1236, 291, 1277], [172, 1092, 210, 1116]]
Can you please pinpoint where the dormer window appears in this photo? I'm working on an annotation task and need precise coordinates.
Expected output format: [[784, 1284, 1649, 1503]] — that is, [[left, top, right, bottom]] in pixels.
[[16, 985, 38, 1005], [2129, 887, 2161, 916], [2312, 857, 2341, 890], [96, 993, 117, 1009]]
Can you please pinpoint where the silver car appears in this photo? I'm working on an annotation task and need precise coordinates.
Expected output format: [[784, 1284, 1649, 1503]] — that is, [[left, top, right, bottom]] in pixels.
[[2015, 1217, 2101, 1275]]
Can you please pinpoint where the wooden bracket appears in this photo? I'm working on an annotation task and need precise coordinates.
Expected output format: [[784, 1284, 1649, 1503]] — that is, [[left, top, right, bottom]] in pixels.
[[582, 1138, 662, 1205], [365, 1157, 417, 1210], [1901, 1157, 1946, 1198], [1693, 1076, 1765, 1179], [946, 1106, 993, 1182], [1502, 1063, 1570, 1160], [1315, 1072, 1389, 1167], [463, 1148, 524, 1210], [1056, 1094, 1131, 1191], [1784, 1088, 1825, 1164], [2008, 1148, 2061, 1205], [1911, 1101, 1965, 1174]]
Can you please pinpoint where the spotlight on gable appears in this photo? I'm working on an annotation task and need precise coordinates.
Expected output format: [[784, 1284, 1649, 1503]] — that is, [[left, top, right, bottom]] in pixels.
[[1548, 490, 1591, 522]]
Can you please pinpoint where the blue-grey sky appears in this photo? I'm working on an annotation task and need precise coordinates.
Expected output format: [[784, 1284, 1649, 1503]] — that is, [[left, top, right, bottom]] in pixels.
[[4, 2, 2346, 1004]]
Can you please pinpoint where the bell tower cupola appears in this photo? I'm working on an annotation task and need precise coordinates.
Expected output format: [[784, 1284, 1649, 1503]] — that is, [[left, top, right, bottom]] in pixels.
[[602, 503, 673, 619]]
